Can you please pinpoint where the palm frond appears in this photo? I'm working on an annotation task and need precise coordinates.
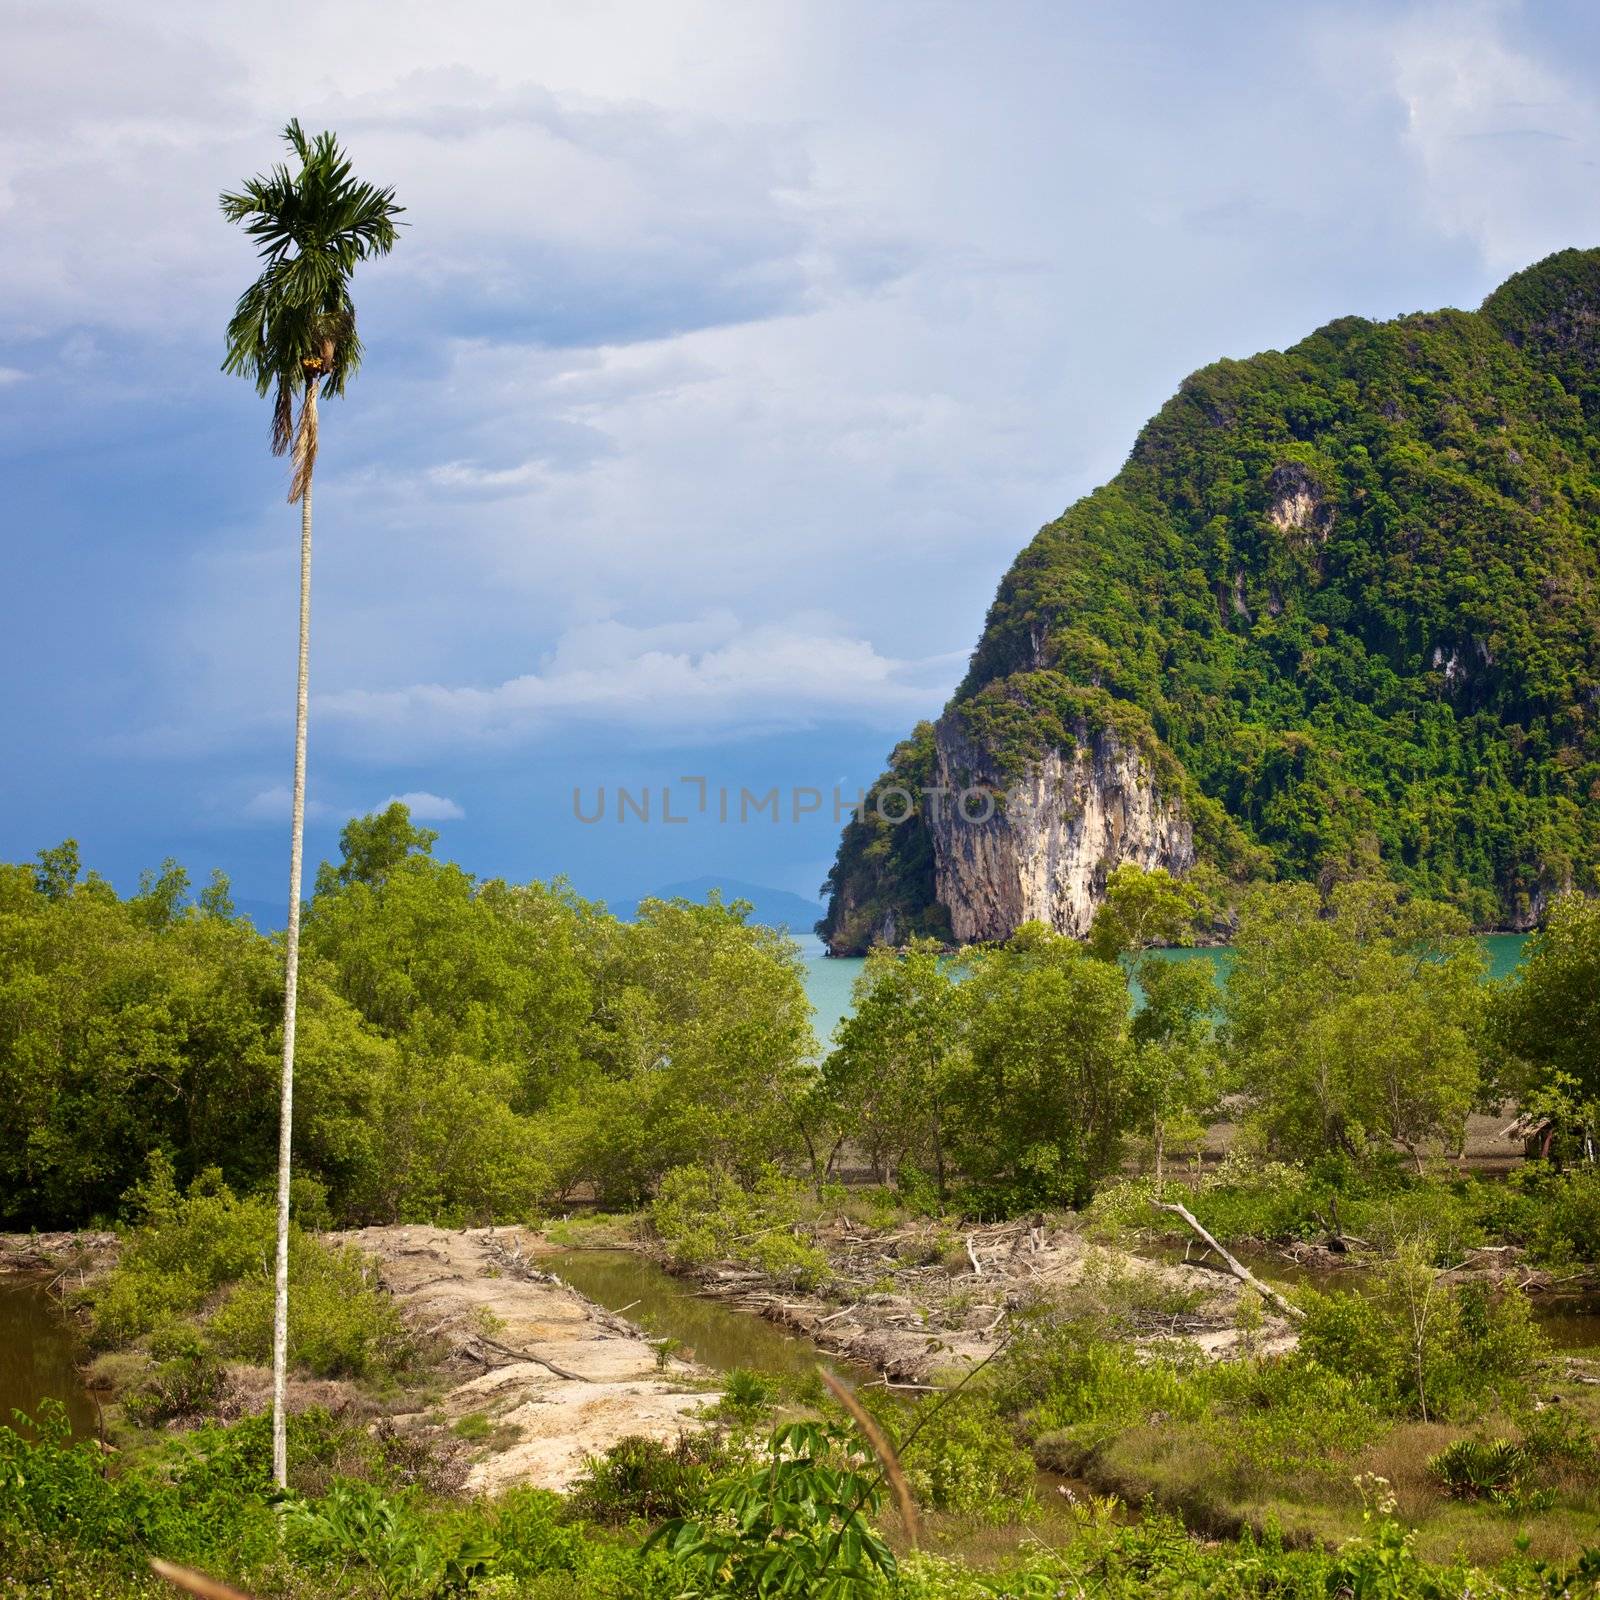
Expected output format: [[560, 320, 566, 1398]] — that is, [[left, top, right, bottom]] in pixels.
[[220, 121, 402, 456], [271, 379, 292, 457]]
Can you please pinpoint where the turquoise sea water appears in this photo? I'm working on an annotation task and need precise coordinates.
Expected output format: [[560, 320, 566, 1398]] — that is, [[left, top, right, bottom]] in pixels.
[[796, 931, 1531, 1055]]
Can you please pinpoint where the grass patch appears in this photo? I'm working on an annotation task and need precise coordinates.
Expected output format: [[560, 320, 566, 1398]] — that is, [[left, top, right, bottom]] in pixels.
[[540, 1211, 640, 1249]]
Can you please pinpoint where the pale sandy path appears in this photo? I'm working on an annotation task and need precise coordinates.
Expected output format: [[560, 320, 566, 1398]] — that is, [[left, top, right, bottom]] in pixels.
[[339, 1225, 718, 1493]]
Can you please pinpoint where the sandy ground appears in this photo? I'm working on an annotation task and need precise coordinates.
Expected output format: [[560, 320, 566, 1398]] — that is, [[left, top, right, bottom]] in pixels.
[[1196, 1111, 1528, 1173], [338, 1225, 719, 1493]]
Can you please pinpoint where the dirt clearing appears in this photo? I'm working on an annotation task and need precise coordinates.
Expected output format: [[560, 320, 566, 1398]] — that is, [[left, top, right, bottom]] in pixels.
[[342, 1225, 718, 1493]]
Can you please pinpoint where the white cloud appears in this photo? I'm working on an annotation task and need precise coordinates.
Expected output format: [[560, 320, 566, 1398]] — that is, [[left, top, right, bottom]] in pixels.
[[1322, 2, 1600, 274], [12, 0, 1600, 841], [317, 614, 963, 753], [384, 790, 465, 820], [0, 367, 25, 385]]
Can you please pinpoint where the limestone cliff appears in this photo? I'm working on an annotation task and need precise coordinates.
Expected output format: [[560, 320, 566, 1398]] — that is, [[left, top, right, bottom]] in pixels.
[[928, 713, 1194, 942]]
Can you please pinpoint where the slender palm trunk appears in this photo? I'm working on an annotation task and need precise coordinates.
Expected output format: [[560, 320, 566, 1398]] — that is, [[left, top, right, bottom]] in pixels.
[[272, 396, 315, 1493]]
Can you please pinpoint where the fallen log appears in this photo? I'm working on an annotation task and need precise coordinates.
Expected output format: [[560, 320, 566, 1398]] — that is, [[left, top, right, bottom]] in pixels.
[[469, 1332, 593, 1383], [1150, 1199, 1304, 1323]]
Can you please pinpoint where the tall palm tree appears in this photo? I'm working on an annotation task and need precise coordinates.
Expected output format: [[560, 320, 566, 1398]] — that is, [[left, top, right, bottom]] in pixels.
[[221, 121, 402, 1492]]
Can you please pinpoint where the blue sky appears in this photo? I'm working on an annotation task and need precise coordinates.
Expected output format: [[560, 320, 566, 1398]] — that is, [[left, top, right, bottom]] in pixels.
[[3, 0, 1598, 917]]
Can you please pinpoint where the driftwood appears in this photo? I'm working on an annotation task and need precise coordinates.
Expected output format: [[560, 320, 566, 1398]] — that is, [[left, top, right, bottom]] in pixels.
[[1151, 1198, 1305, 1322], [964, 1235, 983, 1277], [469, 1331, 592, 1383]]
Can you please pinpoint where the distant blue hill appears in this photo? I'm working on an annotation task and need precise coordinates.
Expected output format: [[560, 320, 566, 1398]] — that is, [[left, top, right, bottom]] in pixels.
[[607, 875, 825, 934]]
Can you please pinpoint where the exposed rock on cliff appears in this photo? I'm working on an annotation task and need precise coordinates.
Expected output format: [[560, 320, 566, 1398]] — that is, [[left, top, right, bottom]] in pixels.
[[929, 712, 1195, 941]]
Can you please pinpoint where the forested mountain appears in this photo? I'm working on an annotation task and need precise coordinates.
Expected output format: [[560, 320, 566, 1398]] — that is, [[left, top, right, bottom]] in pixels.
[[820, 249, 1600, 953]]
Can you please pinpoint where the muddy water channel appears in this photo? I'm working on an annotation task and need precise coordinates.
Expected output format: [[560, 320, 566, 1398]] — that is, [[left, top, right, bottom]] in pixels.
[[0, 1277, 98, 1438], [549, 1249, 872, 1381]]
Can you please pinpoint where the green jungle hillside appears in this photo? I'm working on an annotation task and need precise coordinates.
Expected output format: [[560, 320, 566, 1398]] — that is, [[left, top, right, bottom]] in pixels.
[[821, 248, 1600, 952]]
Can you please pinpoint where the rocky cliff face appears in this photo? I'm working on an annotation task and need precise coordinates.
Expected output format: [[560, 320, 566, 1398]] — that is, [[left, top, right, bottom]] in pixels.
[[929, 713, 1194, 942], [819, 249, 1600, 953]]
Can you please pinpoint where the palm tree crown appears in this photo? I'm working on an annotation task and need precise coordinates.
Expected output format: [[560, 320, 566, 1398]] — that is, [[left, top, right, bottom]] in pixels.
[[221, 119, 403, 497]]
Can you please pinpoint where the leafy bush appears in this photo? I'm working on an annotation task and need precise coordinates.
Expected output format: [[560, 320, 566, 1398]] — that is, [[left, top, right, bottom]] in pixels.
[[206, 1235, 413, 1379], [999, 1324, 1204, 1476], [84, 1159, 413, 1388], [1299, 1249, 1547, 1420], [122, 1324, 228, 1427], [1428, 1438, 1533, 1505], [84, 1159, 279, 1347], [650, 1164, 831, 1291], [1196, 1357, 1379, 1487], [889, 1395, 1035, 1519], [564, 1431, 739, 1525], [1506, 1167, 1600, 1267], [719, 1368, 777, 1418], [646, 1421, 895, 1600], [286, 1479, 498, 1598], [1001, 1306, 1381, 1495]]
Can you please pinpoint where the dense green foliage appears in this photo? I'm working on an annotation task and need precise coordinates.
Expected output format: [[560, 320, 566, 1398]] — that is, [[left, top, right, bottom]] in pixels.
[[822, 249, 1600, 949], [824, 940, 962, 1194], [1223, 881, 1484, 1165], [0, 812, 816, 1228], [84, 1157, 414, 1395], [950, 925, 1135, 1207], [1489, 891, 1600, 1132], [822, 868, 1522, 1206], [7, 835, 1600, 1589], [8, 822, 1592, 1226], [6, 1395, 1600, 1599]]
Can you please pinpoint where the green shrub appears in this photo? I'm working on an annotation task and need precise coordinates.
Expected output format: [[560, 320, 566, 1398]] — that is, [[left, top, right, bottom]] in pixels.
[[993, 1315, 1204, 1471], [1428, 1438, 1533, 1504], [646, 1421, 894, 1599], [564, 1432, 738, 1525], [1299, 1251, 1546, 1420], [286, 1478, 499, 1596], [206, 1235, 413, 1380], [650, 1163, 830, 1290], [1516, 1168, 1600, 1267], [1196, 1356, 1378, 1486], [720, 1368, 777, 1418], [123, 1323, 227, 1427], [892, 1396, 1035, 1519], [84, 1159, 278, 1347], [84, 1160, 414, 1389]]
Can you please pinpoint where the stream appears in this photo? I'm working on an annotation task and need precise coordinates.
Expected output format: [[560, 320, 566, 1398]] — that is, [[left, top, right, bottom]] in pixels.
[[548, 1247, 1103, 1542], [0, 1277, 98, 1438], [549, 1248, 872, 1381]]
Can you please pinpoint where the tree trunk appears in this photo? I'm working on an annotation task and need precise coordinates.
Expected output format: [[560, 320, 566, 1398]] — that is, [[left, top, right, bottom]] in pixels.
[[272, 399, 315, 1494], [1150, 1197, 1305, 1322]]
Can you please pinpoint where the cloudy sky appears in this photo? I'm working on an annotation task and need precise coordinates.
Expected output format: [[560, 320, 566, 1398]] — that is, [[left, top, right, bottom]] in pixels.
[[3, 0, 1598, 918]]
